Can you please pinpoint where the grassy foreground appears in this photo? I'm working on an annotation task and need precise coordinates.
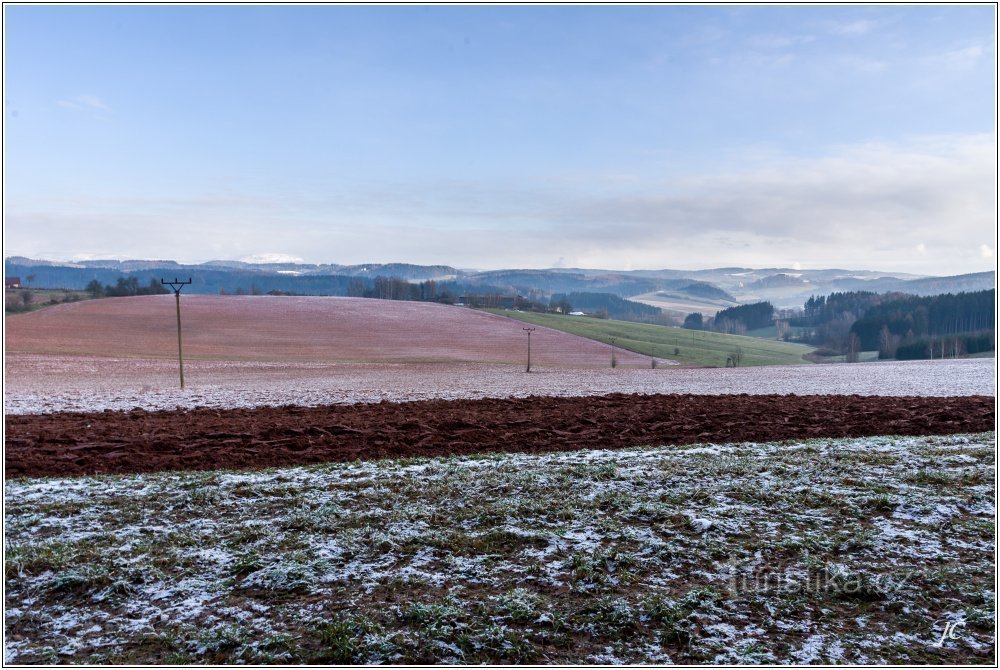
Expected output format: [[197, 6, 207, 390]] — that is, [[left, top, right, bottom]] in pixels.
[[486, 310, 814, 367], [4, 433, 994, 664]]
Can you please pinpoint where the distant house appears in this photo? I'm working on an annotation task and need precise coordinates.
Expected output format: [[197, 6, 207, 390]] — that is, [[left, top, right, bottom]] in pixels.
[[459, 294, 522, 309], [5, 277, 21, 289]]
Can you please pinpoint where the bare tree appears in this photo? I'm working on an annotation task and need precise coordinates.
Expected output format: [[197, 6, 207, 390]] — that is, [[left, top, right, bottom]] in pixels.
[[775, 319, 790, 340], [726, 346, 743, 367], [847, 333, 861, 363], [878, 325, 900, 359]]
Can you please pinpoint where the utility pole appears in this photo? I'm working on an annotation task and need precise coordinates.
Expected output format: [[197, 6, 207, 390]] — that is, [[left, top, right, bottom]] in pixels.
[[161, 277, 193, 389], [610, 337, 617, 368], [523, 327, 536, 372]]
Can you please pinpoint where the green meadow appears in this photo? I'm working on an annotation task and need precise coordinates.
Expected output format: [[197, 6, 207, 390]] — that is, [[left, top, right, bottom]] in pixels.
[[487, 310, 814, 367]]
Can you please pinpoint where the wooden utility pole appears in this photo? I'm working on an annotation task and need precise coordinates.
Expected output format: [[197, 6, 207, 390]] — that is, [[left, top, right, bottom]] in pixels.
[[523, 327, 536, 372], [161, 278, 193, 389]]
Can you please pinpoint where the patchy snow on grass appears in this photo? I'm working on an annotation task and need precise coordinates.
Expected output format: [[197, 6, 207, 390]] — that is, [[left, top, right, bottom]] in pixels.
[[4, 432, 996, 664]]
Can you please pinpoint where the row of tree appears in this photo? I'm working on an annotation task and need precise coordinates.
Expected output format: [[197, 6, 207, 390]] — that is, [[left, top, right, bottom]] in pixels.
[[682, 301, 776, 334], [345, 276, 458, 303], [713, 301, 775, 333], [795, 289, 995, 359], [548, 292, 662, 322], [340, 276, 563, 313], [86, 277, 169, 298], [678, 289, 994, 361], [894, 332, 994, 360], [850, 290, 994, 346], [801, 291, 882, 325]]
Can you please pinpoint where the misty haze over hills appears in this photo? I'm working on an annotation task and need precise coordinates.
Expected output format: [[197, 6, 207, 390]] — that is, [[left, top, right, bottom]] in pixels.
[[5, 256, 994, 312]]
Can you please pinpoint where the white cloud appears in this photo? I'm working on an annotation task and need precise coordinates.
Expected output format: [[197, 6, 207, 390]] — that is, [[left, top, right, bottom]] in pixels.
[[75, 94, 111, 111], [932, 44, 986, 70], [981, 245, 994, 259], [840, 56, 887, 74], [747, 34, 815, 49], [526, 134, 996, 273], [56, 94, 112, 115], [4, 134, 996, 275], [916, 243, 928, 257], [827, 19, 878, 36]]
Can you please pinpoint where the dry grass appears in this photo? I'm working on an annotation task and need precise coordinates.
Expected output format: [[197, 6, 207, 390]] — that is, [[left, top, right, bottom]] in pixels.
[[4, 433, 995, 664]]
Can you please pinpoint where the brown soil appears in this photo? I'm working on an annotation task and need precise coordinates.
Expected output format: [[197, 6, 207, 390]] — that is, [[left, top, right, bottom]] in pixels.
[[4, 295, 653, 367], [5, 394, 994, 479]]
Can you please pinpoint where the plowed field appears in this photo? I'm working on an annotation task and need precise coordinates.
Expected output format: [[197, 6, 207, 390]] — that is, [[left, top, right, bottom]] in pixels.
[[5, 393, 993, 479], [4, 295, 653, 366]]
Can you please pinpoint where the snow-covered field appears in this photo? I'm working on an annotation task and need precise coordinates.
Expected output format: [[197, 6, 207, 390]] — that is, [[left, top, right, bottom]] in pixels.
[[4, 355, 994, 414], [5, 433, 995, 664]]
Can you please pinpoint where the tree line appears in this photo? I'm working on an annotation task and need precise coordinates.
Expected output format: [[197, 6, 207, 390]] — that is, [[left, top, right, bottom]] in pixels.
[[345, 276, 458, 304], [792, 289, 994, 359], [86, 277, 169, 298], [548, 292, 662, 322], [679, 289, 994, 361], [682, 301, 776, 335], [849, 290, 994, 359]]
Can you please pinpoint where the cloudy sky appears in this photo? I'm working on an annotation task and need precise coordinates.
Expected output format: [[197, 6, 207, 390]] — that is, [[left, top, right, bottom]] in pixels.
[[4, 4, 996, 274]]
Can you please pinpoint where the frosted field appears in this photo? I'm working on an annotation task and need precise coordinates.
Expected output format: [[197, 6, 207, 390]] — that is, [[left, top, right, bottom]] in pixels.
[[4, 433, 995, 664], [4, 355, 995, 415]]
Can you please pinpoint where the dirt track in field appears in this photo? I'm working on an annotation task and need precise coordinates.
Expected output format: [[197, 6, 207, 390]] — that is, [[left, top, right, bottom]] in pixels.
[[5, 394, 993, 479]]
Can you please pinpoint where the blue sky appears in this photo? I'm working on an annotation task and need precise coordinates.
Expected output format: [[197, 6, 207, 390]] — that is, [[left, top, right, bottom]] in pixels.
[[4, 4, 996, 273]]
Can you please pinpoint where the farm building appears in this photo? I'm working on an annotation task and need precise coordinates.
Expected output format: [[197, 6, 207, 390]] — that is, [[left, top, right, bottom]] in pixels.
[[5, 276, 22, 288]]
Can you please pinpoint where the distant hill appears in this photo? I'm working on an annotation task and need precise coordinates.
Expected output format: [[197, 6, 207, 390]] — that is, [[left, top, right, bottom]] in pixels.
[[673, 281, 737, 302], [829, 271, 996, 297], [746, 273, 813, 290], [203, 260, 458, 280], [461, 269, 659, 297], [5, 257, 993, 311]]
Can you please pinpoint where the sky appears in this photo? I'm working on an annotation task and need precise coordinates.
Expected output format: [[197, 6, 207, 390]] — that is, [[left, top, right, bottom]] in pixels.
[[3, 4, 997, 274]]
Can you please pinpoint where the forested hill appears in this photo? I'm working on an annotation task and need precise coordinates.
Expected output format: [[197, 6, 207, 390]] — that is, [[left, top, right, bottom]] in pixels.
[[789, 289, 995, 359], [849, 290, 995, 349]]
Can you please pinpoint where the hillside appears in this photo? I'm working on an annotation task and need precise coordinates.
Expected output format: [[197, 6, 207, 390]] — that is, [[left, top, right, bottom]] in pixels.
[[487, 310, 815, 367], [4, 295, 654, 368]]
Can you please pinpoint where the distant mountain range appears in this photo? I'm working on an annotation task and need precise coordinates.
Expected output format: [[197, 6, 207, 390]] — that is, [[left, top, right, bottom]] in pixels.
[[5, 256, 995, 313]]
